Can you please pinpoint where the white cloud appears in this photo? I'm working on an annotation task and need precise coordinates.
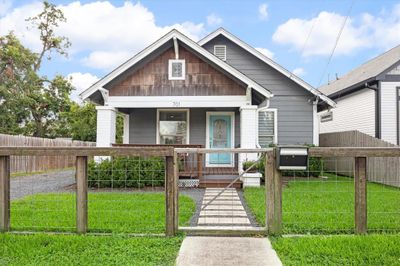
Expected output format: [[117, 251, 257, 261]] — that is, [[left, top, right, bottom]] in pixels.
[[272, 6, 400, 57], [255, 47, 274, 58], [67, 72, 99, 102], [207, 13, 222, 26], [292, 67, 306, 76], [82, 51, 132, 70], [0, 1, 206, 70], [258, 3, 268, 21], [0, 0, 12, 16]]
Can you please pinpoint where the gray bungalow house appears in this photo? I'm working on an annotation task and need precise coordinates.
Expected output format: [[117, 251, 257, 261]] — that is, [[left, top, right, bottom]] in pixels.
[[80, 28, 334, 186]]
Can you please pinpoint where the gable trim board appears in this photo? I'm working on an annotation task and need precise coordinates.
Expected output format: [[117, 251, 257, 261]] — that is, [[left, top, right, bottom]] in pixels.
[[80, 29, 273, 102], [199, 28, 335, 107]]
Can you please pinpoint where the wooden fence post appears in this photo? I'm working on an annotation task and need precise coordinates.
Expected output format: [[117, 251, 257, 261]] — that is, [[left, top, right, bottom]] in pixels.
[[0, 156, 10, 232], [173, 152, 179, 232], [355, 157, 367, 234], [265, 150, 282, 235], [76, 156, 88, 234], [165, 155, 176, 236]]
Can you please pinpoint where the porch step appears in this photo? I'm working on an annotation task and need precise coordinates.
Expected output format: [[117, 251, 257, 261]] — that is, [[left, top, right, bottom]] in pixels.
[[199, 179, 242, 188]]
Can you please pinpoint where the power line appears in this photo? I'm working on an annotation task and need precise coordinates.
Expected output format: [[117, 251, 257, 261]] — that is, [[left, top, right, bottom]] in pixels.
[[317, 0, 356, 87]]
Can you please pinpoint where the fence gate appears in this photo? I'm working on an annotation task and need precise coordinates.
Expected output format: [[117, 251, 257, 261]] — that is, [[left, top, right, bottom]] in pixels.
[[174, 148, 271, 236]]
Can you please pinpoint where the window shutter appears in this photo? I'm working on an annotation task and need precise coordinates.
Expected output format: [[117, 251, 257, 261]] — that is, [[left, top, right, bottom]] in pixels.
[[214, 45, 226, 61], [258, 111, 275, 148]]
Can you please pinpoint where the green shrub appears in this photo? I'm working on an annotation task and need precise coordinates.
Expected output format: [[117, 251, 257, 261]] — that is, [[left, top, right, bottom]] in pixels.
[[242, 160, 260, 172], [88, 157, 165, 188]]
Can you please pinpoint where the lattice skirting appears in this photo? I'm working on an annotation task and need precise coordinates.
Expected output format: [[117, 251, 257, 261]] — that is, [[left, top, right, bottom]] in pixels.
[[178, 179, 200, 188]]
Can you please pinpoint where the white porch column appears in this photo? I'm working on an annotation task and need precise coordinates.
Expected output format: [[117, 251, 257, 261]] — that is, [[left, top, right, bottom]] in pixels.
[[123, 114, 130, 144], [239, 105, 258, 172], [95, 106, 117, 162]]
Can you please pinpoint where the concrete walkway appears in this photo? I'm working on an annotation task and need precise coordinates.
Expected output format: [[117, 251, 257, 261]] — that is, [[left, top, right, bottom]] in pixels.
[[198, 188, 251, 227], [176, 236, 282, 266]]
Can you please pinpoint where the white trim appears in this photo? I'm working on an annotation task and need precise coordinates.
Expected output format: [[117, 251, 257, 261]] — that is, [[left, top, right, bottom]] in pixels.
[[156, 109, 190, 145], [213, 45, 226, 61], [205, 111, 235, 167], [107, 95, 249, 108], [168, 59, 185, 80], [313, 103, 319, 146], [257, 108, 278, 146], [80, 29, 272, 101], [199, 28, 335, 107]]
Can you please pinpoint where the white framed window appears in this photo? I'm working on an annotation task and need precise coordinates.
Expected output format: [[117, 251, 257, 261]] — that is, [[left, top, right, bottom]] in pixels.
[[320, 111, 333, 123], [258, 109, 277, 148], [156, 109, 189, 144], [168, 59, 185, 80], [214, 45, 226, 61]]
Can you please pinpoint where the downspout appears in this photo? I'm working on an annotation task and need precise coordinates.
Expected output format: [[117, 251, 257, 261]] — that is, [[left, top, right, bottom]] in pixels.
[[312, 96, 320, 146], [365, 82, 380, 139]]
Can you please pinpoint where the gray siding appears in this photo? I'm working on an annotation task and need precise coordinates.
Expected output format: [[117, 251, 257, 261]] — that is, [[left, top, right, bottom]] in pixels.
[[129, 109, 157, 144], [129, 108, 240, 146], [203, 35, 314, 145]]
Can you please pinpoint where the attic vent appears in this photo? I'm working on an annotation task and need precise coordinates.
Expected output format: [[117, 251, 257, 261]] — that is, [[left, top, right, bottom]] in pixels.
[[214, 45, 226, 61]]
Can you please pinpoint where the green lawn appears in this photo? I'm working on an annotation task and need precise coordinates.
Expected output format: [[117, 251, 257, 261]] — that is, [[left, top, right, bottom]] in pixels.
[[244, 174, 400, 234], [0, 234, 182, 266], [272, 234, 400, 265], [11, 192, 196, 233]]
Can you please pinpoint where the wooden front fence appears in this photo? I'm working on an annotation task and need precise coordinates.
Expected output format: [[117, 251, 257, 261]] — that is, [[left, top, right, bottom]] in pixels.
[[320, 131, 400, 187], [1, 146, 399, 236], [0, 134, 95, 174]]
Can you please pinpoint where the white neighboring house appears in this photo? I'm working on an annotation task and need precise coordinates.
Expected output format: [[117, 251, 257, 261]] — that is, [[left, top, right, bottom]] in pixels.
[[319, 45, 400, 145]]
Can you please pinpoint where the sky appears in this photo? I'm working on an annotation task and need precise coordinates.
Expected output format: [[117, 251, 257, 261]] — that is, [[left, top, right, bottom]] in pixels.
[[1, 0, 400, 102]]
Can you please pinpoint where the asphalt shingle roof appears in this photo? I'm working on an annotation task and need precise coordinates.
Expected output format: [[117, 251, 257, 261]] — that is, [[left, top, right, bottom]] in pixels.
[[319, 45, 400, 96]]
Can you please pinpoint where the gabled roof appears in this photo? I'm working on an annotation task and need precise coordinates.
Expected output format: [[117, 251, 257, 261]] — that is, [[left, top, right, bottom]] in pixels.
[[80, 29, 273, 101], [319, 44, 400, 97], [198, 28, 335, 107]]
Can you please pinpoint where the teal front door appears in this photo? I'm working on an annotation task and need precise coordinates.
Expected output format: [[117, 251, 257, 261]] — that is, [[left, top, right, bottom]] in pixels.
[[208, 114, 232, 165]]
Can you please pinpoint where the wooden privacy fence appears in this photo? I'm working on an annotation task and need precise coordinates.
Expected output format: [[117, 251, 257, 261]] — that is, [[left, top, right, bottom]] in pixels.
[[320, 131, 400, 187], [0, 134, 95, 174]]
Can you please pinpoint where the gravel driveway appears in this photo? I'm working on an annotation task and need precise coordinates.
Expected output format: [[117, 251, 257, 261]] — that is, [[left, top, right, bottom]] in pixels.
[[11, 169, 75, 200]]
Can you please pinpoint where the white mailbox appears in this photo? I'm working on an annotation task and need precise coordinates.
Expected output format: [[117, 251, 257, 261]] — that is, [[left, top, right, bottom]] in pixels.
[[276, 146, 308, 170]]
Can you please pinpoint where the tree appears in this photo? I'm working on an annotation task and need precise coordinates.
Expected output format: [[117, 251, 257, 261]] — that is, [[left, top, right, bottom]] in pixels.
[[0, 1, 73, 137], [59, 102, 124, 143]]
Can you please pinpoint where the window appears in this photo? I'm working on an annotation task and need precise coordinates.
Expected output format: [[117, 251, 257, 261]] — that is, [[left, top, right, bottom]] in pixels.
[[258, 109, 277, 148], [214, 45, 226, 61], [320, 111, 333, 123], [157, 110, 189, 144], [168, 59, 185, 80]]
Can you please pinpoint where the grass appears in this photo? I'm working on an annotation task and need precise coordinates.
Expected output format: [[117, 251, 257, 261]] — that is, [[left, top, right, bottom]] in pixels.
[[272, 234, 400, 265], [0, 234, 183, 266], [244, 174, 400, 234], [11, 192, 196, 233]]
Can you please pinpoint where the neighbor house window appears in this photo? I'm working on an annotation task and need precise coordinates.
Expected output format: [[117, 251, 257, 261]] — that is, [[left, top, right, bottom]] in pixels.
[[168, 59, 185, 80], [320, 111, 333, 123], [258, 109, 277, 148], [157, 110, 189, 144]]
